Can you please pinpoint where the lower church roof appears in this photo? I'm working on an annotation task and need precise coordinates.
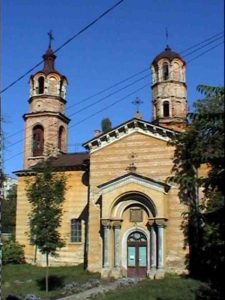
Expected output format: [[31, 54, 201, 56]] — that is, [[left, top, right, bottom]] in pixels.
[[14, 152, 89, 176]]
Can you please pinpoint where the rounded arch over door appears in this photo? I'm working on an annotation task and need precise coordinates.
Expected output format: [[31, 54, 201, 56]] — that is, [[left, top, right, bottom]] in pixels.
[[111, 191, 157, 219]]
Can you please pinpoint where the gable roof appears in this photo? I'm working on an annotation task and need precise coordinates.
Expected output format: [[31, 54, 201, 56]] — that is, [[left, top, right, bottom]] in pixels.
[[83, 118, 178, 153], [98, 172, 170, 194]]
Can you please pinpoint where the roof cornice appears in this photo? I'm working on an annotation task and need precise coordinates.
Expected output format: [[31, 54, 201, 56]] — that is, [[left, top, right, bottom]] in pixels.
[[83, 118, 178, 153]]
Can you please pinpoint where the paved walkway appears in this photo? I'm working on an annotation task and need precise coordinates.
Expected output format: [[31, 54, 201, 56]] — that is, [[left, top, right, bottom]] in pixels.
[[58, 278, 142, 300]]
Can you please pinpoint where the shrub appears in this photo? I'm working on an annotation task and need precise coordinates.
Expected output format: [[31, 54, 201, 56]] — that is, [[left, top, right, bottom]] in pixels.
[[2, 239, 25, 264]]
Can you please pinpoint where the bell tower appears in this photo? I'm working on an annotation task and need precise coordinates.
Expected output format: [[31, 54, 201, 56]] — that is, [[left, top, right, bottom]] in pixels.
[[151, 46, 188, 131], [23, 38, 70, 169]]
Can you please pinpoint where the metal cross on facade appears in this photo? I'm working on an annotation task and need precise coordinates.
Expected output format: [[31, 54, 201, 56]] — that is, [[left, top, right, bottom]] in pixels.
[[132, 97, 143, 113]]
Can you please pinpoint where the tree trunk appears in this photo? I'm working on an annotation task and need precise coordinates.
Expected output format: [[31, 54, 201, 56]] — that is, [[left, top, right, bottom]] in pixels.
[[46, 252, 49, 294]]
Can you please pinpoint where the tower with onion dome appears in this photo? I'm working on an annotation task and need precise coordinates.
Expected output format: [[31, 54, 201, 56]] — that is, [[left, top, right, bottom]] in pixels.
[[151, 46, 188, 131], [23, 37, 70, 168]]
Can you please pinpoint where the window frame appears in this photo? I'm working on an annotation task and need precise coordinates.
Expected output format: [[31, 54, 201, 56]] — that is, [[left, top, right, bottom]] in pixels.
[[71, 218, 82, 243], [162, 62, 169, 81], [32, 125, 44, 156], [163, 101, 170, 117], [38, 76, 45, 94]]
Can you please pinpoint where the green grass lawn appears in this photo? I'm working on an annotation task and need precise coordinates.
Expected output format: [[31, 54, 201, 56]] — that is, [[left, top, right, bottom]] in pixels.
[[2, 263, 100, 299], [94, 275, 203, 300], [3, 264, 204, 300]]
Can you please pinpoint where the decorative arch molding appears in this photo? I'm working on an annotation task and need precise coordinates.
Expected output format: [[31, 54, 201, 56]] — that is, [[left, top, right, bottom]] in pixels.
[[47, 73, 61, 81], [110, 191, 157, 219]]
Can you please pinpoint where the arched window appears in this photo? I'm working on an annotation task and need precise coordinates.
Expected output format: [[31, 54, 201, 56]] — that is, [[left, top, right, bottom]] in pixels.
[[162, 63, 169, 80], [173, 62, 180, 81], [58, 126, 65, 150], [32, 125, 44, 156], [163, 101, 170, 117], [38, 76, 44, 94]]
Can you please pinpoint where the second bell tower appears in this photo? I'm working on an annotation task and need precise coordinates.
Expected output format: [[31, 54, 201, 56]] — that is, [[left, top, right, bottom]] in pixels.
[[151, 46, 188, 131], [24, 41, 70, 169]]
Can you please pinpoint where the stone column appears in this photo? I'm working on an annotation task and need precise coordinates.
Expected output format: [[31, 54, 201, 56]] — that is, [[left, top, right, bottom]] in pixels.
[[150, 224, 157, 269], [102, 220, 111, 268], [155, 219, 167, 269], [113, 222, 121, 268]]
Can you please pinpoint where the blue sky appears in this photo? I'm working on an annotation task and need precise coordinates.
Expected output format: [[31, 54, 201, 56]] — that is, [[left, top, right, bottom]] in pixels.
[[2, 0, 224, 177]]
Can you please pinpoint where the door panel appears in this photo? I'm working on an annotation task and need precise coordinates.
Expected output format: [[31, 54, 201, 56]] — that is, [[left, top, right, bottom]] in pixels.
[[128, 246, 136, 267], [127, 231, 147, 277], [139, 246, 147, 267]]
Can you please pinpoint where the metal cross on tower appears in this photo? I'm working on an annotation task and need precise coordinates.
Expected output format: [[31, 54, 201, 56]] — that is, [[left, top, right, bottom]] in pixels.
[[48, 30, 54, 48], [165, 27, 169, 47]]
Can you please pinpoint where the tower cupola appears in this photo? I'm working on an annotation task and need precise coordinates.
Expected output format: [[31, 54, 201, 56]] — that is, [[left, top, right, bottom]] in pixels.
[[151, 46, 188, 131]]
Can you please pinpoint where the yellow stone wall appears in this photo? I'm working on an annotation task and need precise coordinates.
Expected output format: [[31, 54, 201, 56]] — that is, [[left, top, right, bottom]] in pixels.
[[16, 170, 88, 266]]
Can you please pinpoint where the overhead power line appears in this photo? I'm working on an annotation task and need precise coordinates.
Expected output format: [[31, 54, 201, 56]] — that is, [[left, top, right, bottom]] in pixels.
[[5, 31, 224, 142], [5, 32, 224, 145], [0, 0, 125, 95], [0, 13, 223, 96], [4, 38, 224, 163]]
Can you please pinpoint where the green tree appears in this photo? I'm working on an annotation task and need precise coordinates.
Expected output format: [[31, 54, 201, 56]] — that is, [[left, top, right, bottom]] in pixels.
[[26, 160, 67, 294], [169, 85, 224, 299], [101, 118, 112, 133], [2, 184, 17, 234]]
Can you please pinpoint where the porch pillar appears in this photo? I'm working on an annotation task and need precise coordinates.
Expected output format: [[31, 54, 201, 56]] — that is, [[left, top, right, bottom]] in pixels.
[[155, 219, 167, 269], [102, 220, 111, 268], [150, 224, 157, 269], [113, 221, 122, 267]]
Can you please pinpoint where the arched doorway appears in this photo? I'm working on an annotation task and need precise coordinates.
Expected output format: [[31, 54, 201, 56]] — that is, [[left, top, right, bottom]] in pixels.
[[127, 231, 147, 277]]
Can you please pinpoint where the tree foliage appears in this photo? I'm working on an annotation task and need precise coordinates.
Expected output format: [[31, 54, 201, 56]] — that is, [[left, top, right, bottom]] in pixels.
[[101, 118, 112, 133], [2, 184, 17, 234], [26, 160, 67, 293], [169, 85, 224, 299], [2, 238, 25, 265]]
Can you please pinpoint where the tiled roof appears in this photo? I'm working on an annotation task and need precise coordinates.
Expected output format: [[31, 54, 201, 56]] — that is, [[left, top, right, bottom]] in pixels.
[[14, 152, 89, 176]]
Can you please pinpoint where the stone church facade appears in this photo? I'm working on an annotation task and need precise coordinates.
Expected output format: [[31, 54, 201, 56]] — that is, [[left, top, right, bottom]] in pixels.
[[15, 44, 189, 278]]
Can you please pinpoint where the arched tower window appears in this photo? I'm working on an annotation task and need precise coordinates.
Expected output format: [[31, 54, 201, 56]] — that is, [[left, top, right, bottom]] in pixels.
[[163, 101, 170, 117], [58, 126, 65, 151], [173, 62, 180, 81], [162, 63, 169, 80], [48, 76, 58, 95], [38, 77, 45, 94], [32, 125, 44, 156]]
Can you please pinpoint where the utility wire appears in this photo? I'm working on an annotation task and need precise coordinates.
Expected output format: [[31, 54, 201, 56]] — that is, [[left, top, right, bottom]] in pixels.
[[5, 32, 224, 141], [0, 18, 223, 96], [4, 36, 224, 152], [180, 31, 224, 54], [6, 74, 150, 148], [4, 39, 224, 163], [7, 68, 149, 139], [5, 32, 224, 145], [5, 83, 149, 163], [0, 0, 125, 95]]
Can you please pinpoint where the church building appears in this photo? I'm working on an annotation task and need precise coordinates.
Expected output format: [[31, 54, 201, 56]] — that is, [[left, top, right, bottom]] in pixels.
[[15, 43, 189, 279]]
